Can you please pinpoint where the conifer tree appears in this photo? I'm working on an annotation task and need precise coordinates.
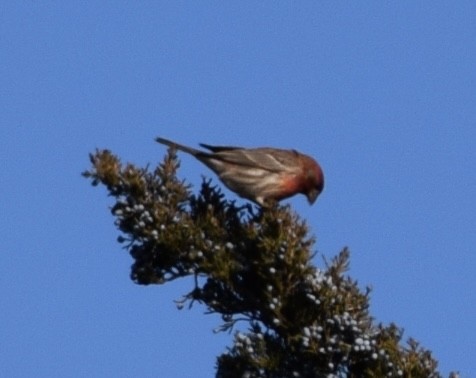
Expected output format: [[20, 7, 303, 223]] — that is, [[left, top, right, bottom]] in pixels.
[[83, 147, 455, 378]]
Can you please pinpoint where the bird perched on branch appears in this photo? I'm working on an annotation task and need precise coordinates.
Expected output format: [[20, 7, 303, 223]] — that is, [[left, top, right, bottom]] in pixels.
[[156, 137, 324, 207]]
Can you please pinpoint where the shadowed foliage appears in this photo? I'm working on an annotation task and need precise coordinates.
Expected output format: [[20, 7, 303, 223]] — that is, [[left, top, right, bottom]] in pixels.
[[83, 148, 455, 378]]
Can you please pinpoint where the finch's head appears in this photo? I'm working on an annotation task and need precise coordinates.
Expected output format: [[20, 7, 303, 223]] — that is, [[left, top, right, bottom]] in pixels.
[[302, 156, 324, 205]]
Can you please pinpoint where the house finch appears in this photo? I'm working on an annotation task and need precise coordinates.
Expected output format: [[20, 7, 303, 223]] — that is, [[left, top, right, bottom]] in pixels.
[[156, 137, 324, 207]]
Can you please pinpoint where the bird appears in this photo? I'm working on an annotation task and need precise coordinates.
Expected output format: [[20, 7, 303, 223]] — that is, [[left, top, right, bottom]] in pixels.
[[156, 137, 324, 207]]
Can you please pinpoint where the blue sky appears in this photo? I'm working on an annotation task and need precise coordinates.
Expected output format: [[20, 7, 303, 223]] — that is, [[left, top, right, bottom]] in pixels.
[[2, 2, 475, 377]]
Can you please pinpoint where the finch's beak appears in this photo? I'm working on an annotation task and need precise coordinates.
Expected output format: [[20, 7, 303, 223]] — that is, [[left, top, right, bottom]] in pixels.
[[306, 189, 319, 205]]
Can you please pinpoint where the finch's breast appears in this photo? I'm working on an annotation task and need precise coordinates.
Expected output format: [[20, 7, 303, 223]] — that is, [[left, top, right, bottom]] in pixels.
[[275, 174, 303, 200]]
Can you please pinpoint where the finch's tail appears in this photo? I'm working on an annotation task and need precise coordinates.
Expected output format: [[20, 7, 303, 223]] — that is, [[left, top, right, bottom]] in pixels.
[[156, 137, 202, 156]]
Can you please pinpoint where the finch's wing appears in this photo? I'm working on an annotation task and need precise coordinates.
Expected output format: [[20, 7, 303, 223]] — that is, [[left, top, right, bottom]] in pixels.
[[199, 143, 241, 152], [209, 148, 299, 174]]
